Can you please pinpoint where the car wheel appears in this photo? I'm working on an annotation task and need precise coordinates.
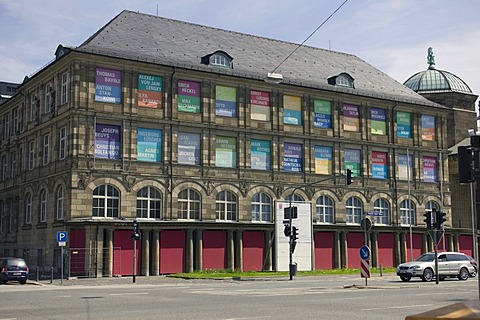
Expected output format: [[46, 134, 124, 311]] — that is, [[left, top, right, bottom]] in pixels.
[[400, 275, 411, 282], [421, 268, 434, 282], [20, 280, 26, 285], [458, 267, 469, 281], [471, 267, 477, 278], [439, 276, 446, 281]]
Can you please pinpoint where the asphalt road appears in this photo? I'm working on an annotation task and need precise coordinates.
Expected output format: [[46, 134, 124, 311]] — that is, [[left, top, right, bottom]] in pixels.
[[0, 274, 478, 320]]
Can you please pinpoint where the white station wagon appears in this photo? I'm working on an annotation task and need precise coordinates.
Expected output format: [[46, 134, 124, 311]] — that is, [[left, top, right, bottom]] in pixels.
[[396, 252, 475, 282]]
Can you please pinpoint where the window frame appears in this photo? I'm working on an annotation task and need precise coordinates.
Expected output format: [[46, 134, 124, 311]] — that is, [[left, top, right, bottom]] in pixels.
[[59, 126, 67, 160], [400, 199, 416, 226], [28, 140, 35, 170], [56, 187, 64, 220], [39, 189, 47, 222], [61, 72, 69, 104], [43, 133, 50, 165], [44, 83, 52, 114], [215, 190, 237, 221], [251, 192, 272, 222], [373, 198, 389, 225], [92, 185, 120, 218], [178, 189, 201, 220], [25, 194, 32, 224], [316, 195, 335, 224], [136, 186, 162, 219], [346, 197, 363, 224]]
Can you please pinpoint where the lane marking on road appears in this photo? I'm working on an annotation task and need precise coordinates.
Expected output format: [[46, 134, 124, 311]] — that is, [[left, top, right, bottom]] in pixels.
[[416, 292, 464, 296], [55, 295, 72, 298], [223, 317, 272, 320], [110, 292, 149, 296], [361, 304, 432, 311], [0, 318, 18, 320]]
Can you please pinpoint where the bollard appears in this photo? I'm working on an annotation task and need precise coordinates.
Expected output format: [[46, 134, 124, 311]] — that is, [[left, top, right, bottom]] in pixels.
[[51, 267, 54, 284], [36, 266, 39, 282], [380, 264, 383, 277]]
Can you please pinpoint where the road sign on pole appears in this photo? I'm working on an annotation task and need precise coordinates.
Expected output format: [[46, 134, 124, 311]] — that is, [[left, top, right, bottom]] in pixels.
[[361, 259, 371, 279], [360, 245, 371, 260], [57, 231, 68, 243]]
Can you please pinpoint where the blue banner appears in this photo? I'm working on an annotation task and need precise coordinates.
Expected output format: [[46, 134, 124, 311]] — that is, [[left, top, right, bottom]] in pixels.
[[137, 128, 162, 162]]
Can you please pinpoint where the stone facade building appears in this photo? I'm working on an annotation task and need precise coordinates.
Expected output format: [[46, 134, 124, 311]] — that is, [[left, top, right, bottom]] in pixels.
[[0, 11, 474, 277]]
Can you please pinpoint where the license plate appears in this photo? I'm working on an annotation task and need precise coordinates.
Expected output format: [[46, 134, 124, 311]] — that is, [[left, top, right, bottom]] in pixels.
[[398, 270, 406, 273], [13, 272, 21, 276]]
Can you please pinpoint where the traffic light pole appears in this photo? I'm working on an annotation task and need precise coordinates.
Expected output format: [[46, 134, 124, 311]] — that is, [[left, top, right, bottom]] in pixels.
[[286, 172, 351, 280], [471, 135, 480, 300]]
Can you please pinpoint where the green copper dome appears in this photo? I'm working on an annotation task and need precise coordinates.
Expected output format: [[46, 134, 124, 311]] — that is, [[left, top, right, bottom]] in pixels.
[[403, 47, 472, 94]]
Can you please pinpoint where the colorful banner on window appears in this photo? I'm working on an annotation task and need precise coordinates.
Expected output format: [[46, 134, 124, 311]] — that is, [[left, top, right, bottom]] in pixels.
[[423, 156, 437, 182], [215, 85, 237, 117], [283, 95, 302, 125], [138, 74, 163, 108], [344, 148, 361, 176], [314, 146, 332, 175], [397, 111, 412, 138], [178, 132, 201, 165], [216, 136, 237, 168], [314, 99, 332, 129], [95, 68, 122, 103], [421, 115, 435, 141], [372, 151, 388, 179], [137, 128, 162, 162], [398, 154, 413, 181], [343, 104, 359, 131], [371, 108, 386, 135], [250, 90, 270, 121], [251, 139, 271, 170], [178, 80, 201, 113], [95, 123, 121, 159], [284, 142, 303, 172]]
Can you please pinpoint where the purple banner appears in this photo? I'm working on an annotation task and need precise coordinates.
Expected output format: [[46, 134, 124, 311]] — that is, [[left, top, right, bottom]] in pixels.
[[95, 124, 121, 159], [95, 68, 122, 103], [284, 142, 303, 172]]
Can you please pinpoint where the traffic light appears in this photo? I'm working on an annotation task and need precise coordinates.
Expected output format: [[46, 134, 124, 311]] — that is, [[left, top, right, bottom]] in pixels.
[[346, 169, 353, 185], [132, 220, 140, 240], [423, 211, 432, 229], [434, 210, 447, 229], [283, 219, 291, 237], [284, 206, 298, 219], [458, 146, 474, 183], [291, 226, 299, 254]]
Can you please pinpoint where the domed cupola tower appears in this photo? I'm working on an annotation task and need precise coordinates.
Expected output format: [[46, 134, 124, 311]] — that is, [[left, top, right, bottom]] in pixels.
[[404, 47, 478, 147]]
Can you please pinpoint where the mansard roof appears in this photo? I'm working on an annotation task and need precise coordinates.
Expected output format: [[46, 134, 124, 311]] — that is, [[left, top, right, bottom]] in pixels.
[[75, 10, 439, 108]]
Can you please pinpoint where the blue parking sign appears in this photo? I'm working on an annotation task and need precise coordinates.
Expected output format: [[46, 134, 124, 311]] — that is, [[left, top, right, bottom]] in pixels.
[[57, 231, 68, 243]]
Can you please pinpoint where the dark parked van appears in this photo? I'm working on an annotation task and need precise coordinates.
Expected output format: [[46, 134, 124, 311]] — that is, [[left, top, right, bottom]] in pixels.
[[0, 257, 29, 284]]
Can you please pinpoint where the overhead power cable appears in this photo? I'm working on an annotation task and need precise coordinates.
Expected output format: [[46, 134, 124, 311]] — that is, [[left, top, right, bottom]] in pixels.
[[270, 0, 349, 74]]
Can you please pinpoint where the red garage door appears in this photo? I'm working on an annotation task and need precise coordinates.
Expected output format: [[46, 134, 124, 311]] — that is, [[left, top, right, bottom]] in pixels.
[[347, 233, 364, 269], [243, 231, 265, 271], [314, 232, 334, 270], [113, 230, 141, 276], [203, 230, 227, 270], [406, 233, 422, 260], [69, 229, 86, 276], [458, 235, 474, 257], [160, 230, 186, 274], [377, 233, 395, 268]]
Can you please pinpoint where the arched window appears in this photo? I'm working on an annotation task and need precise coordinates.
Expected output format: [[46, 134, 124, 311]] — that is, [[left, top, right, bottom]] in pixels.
[[251, 192, 272, 222], [426, 201, 439, 212], [39, 189, 47, 222], [316, 195, 334, 223], [93, 185, 120, 218], [373, 198, 389, 225], [285, 194, 304, 203], [25, 194, 32, 224], [216, 190, 237, 221], [137, 187, 162, 219], [400, 200, 416, 225], [56, 187, 64, 220], [178, 189, 201, 220], [346, 197, 362, 224]]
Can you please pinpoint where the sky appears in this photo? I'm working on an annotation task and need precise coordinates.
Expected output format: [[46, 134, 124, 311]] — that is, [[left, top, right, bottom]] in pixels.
[[1, 0, 479, 105]]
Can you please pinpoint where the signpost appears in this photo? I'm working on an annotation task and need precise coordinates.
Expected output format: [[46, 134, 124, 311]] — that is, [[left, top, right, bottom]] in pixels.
[[57, 231, 68, 285], [360, 245, 371, 285]]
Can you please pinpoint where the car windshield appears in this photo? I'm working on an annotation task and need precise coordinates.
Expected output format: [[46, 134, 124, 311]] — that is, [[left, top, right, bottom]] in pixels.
[[416, 253, 435, 262], [6, 259, 26, 267]]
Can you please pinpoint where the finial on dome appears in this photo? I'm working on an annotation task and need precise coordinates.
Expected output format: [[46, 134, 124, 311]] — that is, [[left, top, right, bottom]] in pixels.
[[427, 47, 436, 70]]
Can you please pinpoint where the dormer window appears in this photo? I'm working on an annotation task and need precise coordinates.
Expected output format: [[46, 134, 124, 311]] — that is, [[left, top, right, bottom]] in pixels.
[[328, 73, 355, 88], [201, 51, 233, 69]]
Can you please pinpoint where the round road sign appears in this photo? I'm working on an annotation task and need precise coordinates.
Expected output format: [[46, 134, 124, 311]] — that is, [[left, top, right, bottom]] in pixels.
[[360, 217, 372, 232], [360, 245, 371, 260]]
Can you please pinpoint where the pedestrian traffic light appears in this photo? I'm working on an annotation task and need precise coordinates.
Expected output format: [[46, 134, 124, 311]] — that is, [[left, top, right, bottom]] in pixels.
[[290, 226, 299, 254], [283, 219, 291, 237], [132, 220, 140, 240], [434, 210, 447, 229], [292, 226, 299, 241], [346, 169, 353, 185], [423, 211, 432, 229], [458, 146, 474, 183]]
